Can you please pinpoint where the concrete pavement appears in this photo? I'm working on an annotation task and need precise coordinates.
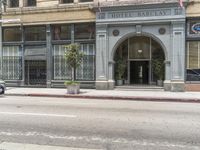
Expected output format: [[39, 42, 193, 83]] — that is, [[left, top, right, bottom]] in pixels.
[[4, 87, 200, 103]]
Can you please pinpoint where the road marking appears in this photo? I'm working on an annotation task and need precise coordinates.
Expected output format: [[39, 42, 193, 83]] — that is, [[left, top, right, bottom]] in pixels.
[[0, 142, 103, 150], [0, 112, 77, 118]]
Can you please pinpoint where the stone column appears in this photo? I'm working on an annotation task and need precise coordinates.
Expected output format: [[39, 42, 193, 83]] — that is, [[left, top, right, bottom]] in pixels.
[[108, 60, 115, 89], [46, 24, 52, 88], [95, 24, 109, 90], [170, 21, 185, 92], [164, 60, 171, 91]]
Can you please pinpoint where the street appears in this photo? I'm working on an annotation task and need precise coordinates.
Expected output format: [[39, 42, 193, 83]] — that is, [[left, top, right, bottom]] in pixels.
[[0, 96, 200, 150]]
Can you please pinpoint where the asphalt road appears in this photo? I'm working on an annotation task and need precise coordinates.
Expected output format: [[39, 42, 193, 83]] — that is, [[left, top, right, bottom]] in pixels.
[[0, 96, 200, 150]]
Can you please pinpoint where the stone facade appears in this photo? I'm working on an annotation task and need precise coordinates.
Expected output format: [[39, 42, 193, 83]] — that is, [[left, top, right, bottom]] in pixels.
[[94, 0, 186, 91], [1, 0, 199, 92]]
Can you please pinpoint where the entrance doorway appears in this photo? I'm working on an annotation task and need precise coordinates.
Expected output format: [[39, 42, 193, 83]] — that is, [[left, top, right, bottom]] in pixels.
[[130, 61, 149, 84], [25, 60, 46, 85], [114, 35, 165, 86]]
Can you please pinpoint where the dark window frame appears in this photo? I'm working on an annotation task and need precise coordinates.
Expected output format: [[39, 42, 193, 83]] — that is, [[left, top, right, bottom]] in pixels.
[[3, 27, 22, 42], [9, 0, 19, 8], [24, 26, 46, 42]]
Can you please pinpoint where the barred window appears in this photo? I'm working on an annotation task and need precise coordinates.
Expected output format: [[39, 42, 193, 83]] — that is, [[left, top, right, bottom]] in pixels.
[[53, 45, 72, 80], [76, 43, 95, 80], [53, 44, 95, 81], [2, 46, 22, 80]]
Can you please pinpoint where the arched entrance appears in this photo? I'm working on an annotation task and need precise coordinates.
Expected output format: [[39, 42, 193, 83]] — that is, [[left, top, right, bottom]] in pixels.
[[114, 36, 165, 86]]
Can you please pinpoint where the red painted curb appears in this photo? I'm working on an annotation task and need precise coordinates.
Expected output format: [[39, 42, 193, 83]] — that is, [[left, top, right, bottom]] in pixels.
[[6, 93, 200, 103]]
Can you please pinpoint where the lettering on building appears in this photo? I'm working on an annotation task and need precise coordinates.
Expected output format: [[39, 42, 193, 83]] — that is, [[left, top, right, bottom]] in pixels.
[[98, 9, 171, 20]]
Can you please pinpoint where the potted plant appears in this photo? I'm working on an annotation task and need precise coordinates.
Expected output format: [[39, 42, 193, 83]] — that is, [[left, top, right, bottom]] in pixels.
[[64, 43, 84, 94], [115, 58, 126, 86], [152, 58, 165, 86]]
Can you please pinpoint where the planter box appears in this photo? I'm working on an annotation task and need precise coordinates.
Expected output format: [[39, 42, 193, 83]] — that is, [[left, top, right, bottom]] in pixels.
[[116, 80, 123, 86], [67, 84, 80, 94]]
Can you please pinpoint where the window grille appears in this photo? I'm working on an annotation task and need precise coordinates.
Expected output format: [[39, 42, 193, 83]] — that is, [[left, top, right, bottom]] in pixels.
[[2, 46, 22, 80], [53, 44, 95, 81], [76, 43, 95, 80], [53, 45, 72, 80]]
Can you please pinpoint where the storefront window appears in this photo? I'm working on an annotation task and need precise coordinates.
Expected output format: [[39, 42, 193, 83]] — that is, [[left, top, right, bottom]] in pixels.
[[76, 43, 95, 80], [53, 44, 95, 80], [53, 45, 72, 80], [2, 46, 22, 80], [3, 27, 22, 42], [186, 41, 200, 81], [74, 23, 95, 40], [52, 25, 71, 40], [24, 26, 46, 41]]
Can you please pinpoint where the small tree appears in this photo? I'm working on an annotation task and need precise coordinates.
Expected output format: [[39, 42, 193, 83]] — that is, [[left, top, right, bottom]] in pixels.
[[64, 43, 84, 83]]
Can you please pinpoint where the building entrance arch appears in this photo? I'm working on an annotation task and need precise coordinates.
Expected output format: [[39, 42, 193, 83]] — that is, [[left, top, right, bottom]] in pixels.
[[114, 35, 165, 86]]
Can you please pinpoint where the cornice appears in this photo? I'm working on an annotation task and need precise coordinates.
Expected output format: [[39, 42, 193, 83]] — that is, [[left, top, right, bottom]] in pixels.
[[2, 4, 92, 16]]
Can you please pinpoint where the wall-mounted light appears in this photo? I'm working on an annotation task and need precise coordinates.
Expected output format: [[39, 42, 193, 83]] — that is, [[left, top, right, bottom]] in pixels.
[[138, 49, 143, 53]]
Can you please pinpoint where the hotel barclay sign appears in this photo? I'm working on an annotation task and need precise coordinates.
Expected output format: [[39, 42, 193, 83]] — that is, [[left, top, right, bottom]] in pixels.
[[97, 8, 182, 20]]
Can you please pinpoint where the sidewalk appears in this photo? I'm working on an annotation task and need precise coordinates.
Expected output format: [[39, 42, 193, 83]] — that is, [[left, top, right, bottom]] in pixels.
[[4, 87, 200, 103]]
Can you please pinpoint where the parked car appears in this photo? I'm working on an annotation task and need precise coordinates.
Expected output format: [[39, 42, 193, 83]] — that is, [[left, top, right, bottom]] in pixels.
[[187, 69, 200, 81], [0, 80, 5, 94]]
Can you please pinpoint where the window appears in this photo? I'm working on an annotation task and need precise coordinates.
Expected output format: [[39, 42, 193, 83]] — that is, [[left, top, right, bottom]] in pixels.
[[2, 46, 22, 80], [3, 27, 22, 42], [74, 23, 95, 40], [9, 0, 19, 8], [76, 43, 95, 80], [61, 0, 73, 4], [26, 0, 36, 7], [53, 45, 72, 80], [24, 26, 46, 41], [52, 25, 71, 40], [186, 41, 200, 81], [53, 44, 95, 81], [79, 0, 93, 2]]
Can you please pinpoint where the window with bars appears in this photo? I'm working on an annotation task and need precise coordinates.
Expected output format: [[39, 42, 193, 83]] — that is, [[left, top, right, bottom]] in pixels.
[[2, 46, 22, 80], [53, 45, 72, 80], [53, 43, 95, 81], [9, 0, 19, 8]]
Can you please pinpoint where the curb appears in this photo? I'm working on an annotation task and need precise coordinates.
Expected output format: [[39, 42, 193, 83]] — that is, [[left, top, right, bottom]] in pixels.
[[5, 93, 200, 103]]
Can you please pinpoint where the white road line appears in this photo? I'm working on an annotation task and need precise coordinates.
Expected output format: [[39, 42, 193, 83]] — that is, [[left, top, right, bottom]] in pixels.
[[0, 142, 104, 150], [0, 112, 77, 118]]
